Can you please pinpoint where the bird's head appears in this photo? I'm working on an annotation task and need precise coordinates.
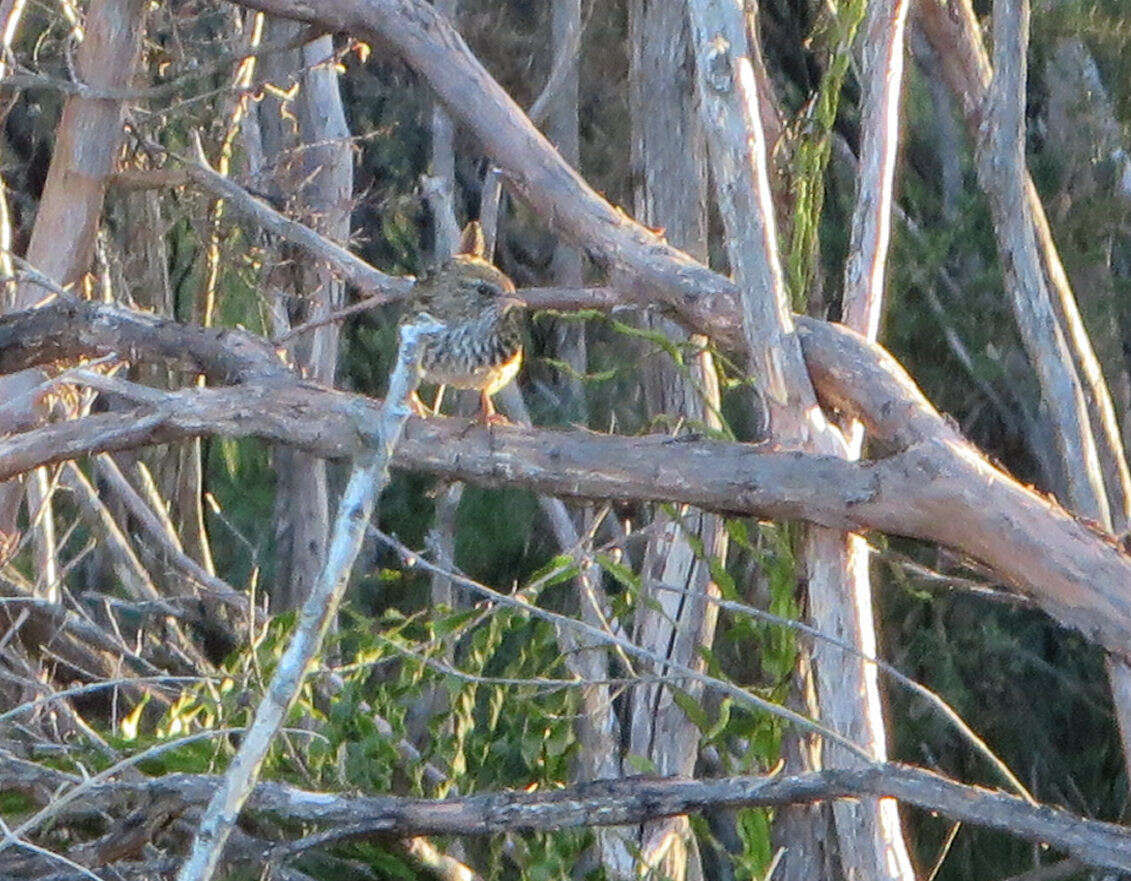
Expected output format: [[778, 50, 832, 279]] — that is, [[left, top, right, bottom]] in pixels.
[[407, 222, 523, 323]]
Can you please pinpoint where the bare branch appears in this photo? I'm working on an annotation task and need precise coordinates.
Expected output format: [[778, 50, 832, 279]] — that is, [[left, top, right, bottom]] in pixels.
[[982, 0, 1108, 527], [5, 758, 1131, 873], [0, 27, 322, 102], [0, 355, 1127, 658], [93, 454, 248, 618], [0, 298, 290, 384], [841, 0, 908, 355], [181, 143, 412, 301], [176, 322, 437, 881]]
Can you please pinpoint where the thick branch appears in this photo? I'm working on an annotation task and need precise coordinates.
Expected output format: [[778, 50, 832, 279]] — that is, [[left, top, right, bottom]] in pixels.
[[980, 0, 1108, 525], [0, 298, 290, 384], [6, 758, 1131, 872], [1, 376, 1129, 657]]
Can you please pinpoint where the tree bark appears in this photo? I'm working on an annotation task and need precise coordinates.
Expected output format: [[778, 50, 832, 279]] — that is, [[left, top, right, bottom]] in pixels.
[[544, 0, 588, 422], [627, 4, 724, 878], [0, 0, 147, 596], [815, 1, 917, 878], [257, 21, 351, 610]]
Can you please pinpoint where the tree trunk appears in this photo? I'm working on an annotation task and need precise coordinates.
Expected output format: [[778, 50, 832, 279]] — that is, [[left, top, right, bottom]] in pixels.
[[686, 3, 915, 878], [255, 19, 351, 610], [544, 0, 588, 422], [627, 3, 726, 878]]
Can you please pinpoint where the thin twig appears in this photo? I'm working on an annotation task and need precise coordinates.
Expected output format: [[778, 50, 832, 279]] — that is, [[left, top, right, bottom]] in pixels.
[[651, 582, 1033, 802], [370, 527, 872, 761]]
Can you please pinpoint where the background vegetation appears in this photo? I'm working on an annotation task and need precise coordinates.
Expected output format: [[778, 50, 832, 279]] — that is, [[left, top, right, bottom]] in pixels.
[[2, 1, 1131, 879]]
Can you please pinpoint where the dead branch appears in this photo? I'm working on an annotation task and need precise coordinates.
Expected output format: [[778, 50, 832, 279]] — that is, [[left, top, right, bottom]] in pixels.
[[0, 298, 290, 384], [922, 0, 1131, 790], [93, 455, 248, 618], [625, 1, 726, 874], [981, 0, 1108, 526], [827, 0, 914, 871], [0, 372, 1128, 660], [181, 144, 412, 301], [176, 321, 437, 881], [4, 757, 1131, 872], [0, 26, 323, 103], [0, 588, 162, 680]]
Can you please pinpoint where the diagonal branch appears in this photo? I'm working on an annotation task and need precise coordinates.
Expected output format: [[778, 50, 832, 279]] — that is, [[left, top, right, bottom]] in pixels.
[[174, 322, 437, 881]]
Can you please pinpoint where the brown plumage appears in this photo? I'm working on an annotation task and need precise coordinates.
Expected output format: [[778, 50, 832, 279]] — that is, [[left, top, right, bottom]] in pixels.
[[400, 223, 524, 422]]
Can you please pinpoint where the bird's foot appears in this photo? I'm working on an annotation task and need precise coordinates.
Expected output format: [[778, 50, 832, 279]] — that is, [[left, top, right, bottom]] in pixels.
[[477, 391, 511, 426], [409, 391, 430, 418]]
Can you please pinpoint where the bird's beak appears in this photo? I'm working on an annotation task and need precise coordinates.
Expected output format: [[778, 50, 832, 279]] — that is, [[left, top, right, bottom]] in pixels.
[[499, 295, 525, 312]]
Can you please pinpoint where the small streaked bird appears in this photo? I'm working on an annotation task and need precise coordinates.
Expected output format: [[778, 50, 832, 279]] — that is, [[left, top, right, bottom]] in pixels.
[[401, 222, 524, 422]]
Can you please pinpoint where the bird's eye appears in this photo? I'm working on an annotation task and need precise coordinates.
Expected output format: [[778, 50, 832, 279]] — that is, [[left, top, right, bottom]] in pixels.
[[475, 282, 498, 299]]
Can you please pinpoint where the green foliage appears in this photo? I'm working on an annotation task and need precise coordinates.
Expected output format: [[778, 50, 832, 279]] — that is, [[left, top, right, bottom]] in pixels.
[[0, 791, 34, 818], [785, 0, 869, 309], [206, 437, 275, 588]]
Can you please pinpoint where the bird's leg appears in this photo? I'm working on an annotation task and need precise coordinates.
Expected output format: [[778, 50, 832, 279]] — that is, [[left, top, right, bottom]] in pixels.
[[478, 390, 509, 425], [432, 385, 447, 416]]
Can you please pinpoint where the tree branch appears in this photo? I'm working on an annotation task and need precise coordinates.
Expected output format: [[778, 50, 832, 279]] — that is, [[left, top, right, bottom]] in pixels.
[[0, 372, 1129, 658], [175, 322, 437, 881], [6, 758, 1131, 873]]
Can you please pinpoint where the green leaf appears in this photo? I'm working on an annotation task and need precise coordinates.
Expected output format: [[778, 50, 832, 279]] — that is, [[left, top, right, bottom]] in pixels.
[[528, 553, 582, 588], [725, 518, 755, 551], [704, 696, 733, 742], [625, 753, 660, 775], [671, 687, 711, 732], [596, 553, 641, 590]]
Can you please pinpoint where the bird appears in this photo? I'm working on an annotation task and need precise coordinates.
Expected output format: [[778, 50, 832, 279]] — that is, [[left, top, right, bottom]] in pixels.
[[400, 222, 524, 423]]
